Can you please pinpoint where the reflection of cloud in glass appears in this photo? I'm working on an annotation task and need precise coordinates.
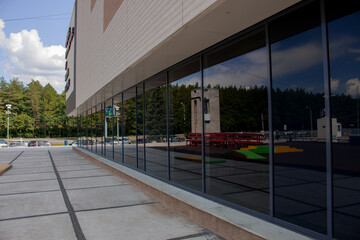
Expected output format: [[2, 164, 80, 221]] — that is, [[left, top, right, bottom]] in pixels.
[[171, 74, 200, 87], [331, 78, 340, 91], [329, 35, 359, 59], [345, 78, 360, 97], [349, 48, 360, 53], [272, 42, 322, 78], [204, 48, 267, 88]]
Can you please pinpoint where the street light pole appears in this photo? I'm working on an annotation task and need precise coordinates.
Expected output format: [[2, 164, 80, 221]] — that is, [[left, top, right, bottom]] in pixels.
[[306, 106, 313, 137], [115, 106, 120, 142], [5, 104, 11, 140], [180, 102, 185, 134]]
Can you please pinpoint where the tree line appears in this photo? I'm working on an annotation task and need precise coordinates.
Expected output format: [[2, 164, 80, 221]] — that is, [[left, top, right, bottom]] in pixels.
[[0, 76, 77, 138]]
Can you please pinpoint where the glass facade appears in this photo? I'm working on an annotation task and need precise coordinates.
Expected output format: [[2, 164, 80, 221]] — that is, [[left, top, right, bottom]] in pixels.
[[76, 1, 360, 238]]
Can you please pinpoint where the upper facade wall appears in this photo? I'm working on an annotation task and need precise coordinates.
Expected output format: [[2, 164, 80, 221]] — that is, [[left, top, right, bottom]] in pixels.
[[76, 0, 218, 109]]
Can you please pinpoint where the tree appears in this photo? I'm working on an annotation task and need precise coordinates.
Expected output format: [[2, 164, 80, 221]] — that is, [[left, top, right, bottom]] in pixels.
[[25, 80, 43, 136], [40, 84, 58, 137]]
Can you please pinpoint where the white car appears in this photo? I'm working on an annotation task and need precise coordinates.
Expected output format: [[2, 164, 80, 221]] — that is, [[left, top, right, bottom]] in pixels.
[[0, 139, 8, 147], [118, 137, 131, 144]]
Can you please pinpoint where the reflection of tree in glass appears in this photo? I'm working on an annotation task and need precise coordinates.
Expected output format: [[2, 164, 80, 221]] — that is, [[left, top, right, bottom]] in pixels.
[[218, 85, 268, 132], [124, 98, 136, 135], [146, 87, 166, 140], [169, 84, 198, 135]]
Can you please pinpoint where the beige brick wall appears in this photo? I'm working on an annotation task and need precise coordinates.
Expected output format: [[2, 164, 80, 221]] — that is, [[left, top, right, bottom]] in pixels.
[[76, 0, 218, 110]]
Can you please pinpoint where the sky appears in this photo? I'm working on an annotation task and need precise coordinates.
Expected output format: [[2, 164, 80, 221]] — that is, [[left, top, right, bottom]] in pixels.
[[0, 0, 75, 93]]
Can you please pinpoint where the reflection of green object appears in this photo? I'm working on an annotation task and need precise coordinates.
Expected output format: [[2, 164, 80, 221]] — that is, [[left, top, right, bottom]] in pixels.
[[175, 156, 225, 164], [105, 108, 113, 117], [225, 145, 303, 159]]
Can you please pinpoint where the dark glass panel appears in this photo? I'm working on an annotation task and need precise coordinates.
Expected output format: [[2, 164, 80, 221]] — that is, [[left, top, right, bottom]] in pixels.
[[145, 74, 168, 179], [100, 105, 105, 155], [203, 27, 269, 213], [104, 99, 114, 160], [113, 94, 123, 163], [123, 88, 137, 167], [169, 57, 202, 191], [90, 109, 94, 153], [327, 1, 360, 239], [94, 106, 99, 154], [270, 1, 327, 234], [137, 84, 145, 169]]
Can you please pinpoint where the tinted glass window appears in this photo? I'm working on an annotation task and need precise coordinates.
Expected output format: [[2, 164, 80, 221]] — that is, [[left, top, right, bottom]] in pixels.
[[145, 74, 168, 178], [123, 88, 137, 167], [169, 57, 202, 191], [270, 1, 327, 234], [203, 28, 269, 213], [327, 1, 360, 238]]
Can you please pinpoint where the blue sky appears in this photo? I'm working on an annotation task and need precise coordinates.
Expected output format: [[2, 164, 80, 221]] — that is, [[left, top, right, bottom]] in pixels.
[[0, 0, 75, 92]]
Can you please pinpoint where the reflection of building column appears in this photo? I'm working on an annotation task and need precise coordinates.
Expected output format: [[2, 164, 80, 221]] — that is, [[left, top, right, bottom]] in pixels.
[[306, 106, 313, 137], [105, 118, 108, 138], [180, 102, 185, 133], [357, 85, 359, 133], [191, 89, 220, 133]]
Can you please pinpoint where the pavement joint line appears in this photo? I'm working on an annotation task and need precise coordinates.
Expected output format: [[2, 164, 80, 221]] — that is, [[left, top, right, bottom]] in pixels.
[[57, 167, 102, 172], [3, 171, 55, 176], [166, 231, 219, 240], [74, 201, 159, 213], [0, 178, 57, 184], [0, 212, 69, 222], [51, 163, 94, 167], [61, 174, 113, 180], [0, 189, 61, 197], [8, 151, 24, 164], [48, 150, 86, 240], [66, 184, 129, 191]]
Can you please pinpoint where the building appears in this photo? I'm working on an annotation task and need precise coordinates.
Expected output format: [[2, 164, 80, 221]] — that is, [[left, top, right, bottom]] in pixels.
[[67, 0, 360, 239]]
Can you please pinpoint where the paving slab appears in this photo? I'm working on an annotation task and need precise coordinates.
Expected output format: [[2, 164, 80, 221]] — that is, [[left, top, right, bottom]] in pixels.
[[76, 203, 214, 240], [0, 179, 59, 195], [0, 214, 76, 240], [4, 168, 54, 175], [0, 191, 67, 220], [59, 168, 112, 179], [56, 164, 100, 172], [0, 172, 56, 183], [62, 175, 126, 189], [67, 185, 153, 211]]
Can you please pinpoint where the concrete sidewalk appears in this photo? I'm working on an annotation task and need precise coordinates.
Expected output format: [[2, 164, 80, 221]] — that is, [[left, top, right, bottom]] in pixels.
[[0, 147, 222, 240]]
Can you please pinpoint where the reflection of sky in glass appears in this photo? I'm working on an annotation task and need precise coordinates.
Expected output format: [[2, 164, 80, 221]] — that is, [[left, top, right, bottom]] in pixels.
[[169, 49, 267, 88], [170, 72, 200, 87], [271, 27, 324, 93], [329, 11, 360, 98], [203, 47, 267, 88]]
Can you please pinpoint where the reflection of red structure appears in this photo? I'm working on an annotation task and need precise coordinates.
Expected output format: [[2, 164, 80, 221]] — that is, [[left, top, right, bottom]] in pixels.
[[186, 132, 265, 149]]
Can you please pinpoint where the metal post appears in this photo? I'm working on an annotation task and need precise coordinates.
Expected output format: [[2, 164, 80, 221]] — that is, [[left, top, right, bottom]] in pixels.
[[5, 104, 11, 140], [7, 113, 9, 140], [306, 106, 313, 137]]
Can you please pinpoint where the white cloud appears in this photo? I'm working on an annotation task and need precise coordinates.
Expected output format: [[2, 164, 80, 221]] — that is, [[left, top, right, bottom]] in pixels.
[[0, 19, 65, 93], [271, 42, 322, 78], [345, 78, 360, 97], [349, 48, 360, 54], [331, 78, 339, 92], [203, 48, 268, 88]]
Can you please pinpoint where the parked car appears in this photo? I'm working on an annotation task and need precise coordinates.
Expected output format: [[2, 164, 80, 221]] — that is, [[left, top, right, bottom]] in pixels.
[[70, 141, 78, 146], [0, 139, 8, 147], [28, 140, 51, 147], [9, 141, 22, 147], [38, 140, 51, 147], [119, 137, 131, 144], [28, 140, 37, 147]]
